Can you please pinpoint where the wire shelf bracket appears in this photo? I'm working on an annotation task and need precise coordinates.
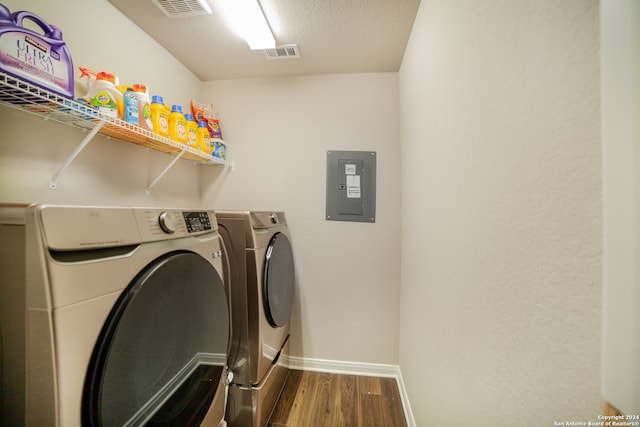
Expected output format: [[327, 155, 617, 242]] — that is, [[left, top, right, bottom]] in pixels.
[[49, 121, 105, 189], [146, 146, 188, 196]]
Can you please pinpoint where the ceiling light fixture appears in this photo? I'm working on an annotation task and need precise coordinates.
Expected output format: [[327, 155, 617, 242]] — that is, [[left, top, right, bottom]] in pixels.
[[216, 0, 276, 50]]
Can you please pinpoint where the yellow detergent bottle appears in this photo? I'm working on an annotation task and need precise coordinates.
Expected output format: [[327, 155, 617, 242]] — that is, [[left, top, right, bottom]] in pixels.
[[184, 114, 199, 150], [150, 95, 170, 138], [168, 104, 188, 145], [196, 120, 212, 154]]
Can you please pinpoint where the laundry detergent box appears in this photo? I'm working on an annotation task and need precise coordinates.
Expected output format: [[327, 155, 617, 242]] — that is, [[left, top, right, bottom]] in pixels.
[[0, 2, 74, 98], [212, 139, 226, 159]]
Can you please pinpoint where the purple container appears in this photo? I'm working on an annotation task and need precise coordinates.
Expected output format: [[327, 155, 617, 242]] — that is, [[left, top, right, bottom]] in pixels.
[[0, 3, 74, 98]]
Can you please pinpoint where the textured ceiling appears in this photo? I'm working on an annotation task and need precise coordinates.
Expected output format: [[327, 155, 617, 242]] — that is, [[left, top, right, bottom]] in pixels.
[[108, 0, 420, 81]]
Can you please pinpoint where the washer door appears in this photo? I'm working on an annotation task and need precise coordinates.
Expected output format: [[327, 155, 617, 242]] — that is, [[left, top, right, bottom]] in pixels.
[[83, 251, 229, 427], [262, 232, 295, 328]]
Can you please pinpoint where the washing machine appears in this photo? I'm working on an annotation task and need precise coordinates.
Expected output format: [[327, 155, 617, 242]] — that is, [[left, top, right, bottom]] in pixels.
[[0, 204, 231, 427], [215, 211, 295, 427]]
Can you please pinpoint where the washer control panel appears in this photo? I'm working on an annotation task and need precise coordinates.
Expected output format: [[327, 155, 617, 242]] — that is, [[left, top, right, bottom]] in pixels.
[[182, 211, 212, 233], [135, 209, 217, 241]]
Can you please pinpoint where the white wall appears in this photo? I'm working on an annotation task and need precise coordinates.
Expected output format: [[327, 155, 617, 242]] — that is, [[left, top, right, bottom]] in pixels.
[[200, 74, 402, 364], [601, 0, 640, 414], [1, 0, 617, 423], [399, 1, 602, 425], [0, 0, 403, 368], [0, 0, 203, 207]]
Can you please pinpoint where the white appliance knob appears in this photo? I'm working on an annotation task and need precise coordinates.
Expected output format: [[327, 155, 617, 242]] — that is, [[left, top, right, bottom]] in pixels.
[[158, 212, 177, 234]]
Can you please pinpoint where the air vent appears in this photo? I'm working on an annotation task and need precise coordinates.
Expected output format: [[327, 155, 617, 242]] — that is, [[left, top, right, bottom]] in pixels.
[[264, 44, 301, 60], [151, 0, 212, 18]]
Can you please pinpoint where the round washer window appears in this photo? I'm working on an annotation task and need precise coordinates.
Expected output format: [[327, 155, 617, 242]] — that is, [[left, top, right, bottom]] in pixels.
[[83, 251, 229, 427], [262, 232, 295, 328]]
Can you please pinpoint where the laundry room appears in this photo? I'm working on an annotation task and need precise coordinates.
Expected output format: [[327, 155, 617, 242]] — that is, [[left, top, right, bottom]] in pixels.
[[0, 0, 638, 426]]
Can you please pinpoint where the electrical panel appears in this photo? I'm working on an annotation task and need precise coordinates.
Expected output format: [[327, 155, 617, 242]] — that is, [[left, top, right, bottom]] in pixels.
[[326, 151, 376, 223]]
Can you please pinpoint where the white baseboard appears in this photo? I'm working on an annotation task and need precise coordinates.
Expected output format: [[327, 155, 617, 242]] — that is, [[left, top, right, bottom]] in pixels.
[[287, 356, 416, 427]]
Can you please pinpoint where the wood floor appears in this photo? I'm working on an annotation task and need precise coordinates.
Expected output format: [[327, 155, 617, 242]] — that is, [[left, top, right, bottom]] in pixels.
[[267, 370, 408, 427]]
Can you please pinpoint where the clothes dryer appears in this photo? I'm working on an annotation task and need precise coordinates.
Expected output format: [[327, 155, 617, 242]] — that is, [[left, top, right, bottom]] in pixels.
[[215, 211, 295, 427], [0, 204, 230, 427]]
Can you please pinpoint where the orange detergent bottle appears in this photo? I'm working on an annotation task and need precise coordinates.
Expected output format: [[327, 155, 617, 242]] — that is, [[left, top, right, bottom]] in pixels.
[[168, 104, 188, 144], [150, 95, 170, 138], [184, 113, 199, 150]]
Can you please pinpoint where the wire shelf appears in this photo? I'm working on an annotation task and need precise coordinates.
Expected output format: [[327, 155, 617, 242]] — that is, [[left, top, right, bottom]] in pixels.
[[0, 71, 226, 165]]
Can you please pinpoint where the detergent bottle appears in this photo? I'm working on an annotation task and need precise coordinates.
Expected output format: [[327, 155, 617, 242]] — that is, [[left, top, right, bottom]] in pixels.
[[123, 87, 138, 125], [184, 113, 199, 150], [87, 72, 122, 118], [150, 95, 170, 138], [0, 4, 12, 24], [77, 67, 98, 104], [168, 104, 188, 145], [0, 5, 74, 98], [133, 84, 152, 131], [196, 120, 212, 154]]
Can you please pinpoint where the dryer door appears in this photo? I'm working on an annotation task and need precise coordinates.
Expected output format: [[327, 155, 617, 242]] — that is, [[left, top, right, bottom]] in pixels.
[[83, 251, 229, 427], [262, 232, 295, 328]]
